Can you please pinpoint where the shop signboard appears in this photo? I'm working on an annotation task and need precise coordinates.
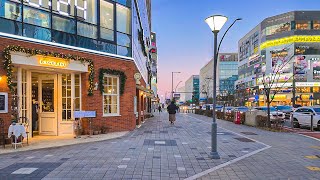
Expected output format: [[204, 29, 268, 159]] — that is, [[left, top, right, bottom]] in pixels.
[[312, 58, 320, 80]]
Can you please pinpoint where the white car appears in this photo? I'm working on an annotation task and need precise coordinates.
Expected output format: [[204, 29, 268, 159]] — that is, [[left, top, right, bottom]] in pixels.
[[292, 107, 320, 129], [253, 107, 285, 122]]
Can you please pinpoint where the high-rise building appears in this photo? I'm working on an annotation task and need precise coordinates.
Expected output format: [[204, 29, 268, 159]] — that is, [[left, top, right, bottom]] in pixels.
[[0, 0, 155, 136], [236, 11, 320, 107]]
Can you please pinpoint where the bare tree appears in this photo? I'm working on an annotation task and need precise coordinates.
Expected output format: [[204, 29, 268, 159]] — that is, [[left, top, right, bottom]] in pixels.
[[260, 46, 306, 127]]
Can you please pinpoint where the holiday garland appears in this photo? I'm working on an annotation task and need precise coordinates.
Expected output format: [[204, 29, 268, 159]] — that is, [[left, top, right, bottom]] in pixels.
[[99, 68, 127, 95], [2, 45, 95, 96]]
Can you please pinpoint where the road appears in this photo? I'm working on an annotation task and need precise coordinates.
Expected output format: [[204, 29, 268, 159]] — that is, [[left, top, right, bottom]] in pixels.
[[0, 113, 319, 180]]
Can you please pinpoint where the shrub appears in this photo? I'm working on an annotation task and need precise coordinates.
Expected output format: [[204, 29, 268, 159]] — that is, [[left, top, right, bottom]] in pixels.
[[217, 112, 224, 119], [256, 115, 268, 127], [240, 113, 246, 124], [204, 110, 213, 117]]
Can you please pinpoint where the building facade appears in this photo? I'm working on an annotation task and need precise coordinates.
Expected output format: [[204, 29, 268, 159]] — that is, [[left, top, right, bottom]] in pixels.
[[236, 11, 320, 107], [184, 75, 199, 103], [0, 0, 156, 137], [199, 53, 238, 104]]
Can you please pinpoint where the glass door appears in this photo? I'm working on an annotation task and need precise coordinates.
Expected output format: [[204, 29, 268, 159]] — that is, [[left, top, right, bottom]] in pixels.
[[39, 74, 57, 135]]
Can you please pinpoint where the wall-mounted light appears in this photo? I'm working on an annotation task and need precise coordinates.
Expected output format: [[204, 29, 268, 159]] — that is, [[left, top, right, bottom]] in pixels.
[[94, 82, 98, 90]]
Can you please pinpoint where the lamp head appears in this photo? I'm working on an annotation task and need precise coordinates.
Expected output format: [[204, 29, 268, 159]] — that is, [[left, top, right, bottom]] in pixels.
[[205, 15, 228, 32]]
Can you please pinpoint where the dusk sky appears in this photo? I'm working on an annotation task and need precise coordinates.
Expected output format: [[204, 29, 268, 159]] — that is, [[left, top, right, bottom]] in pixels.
[[152, 0, 320, 100]]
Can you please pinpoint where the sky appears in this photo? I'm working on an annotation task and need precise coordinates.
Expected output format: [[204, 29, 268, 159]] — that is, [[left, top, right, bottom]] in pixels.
[[151, 0, 320, 101]]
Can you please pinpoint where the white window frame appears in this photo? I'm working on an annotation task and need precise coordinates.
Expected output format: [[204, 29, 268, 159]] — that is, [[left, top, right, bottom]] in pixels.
[[102, 75, 120, 117]]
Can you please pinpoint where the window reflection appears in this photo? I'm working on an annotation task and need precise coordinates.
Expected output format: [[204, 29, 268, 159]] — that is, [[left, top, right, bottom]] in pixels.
[[117, 46, 131, 57], [117, 32, 131, 47], [101, 27, 114, 41], [23, 6, 50, 28], [77, 22, 97, 38], [0, 0, 21, 21], [23, 24, 51, 41], [266, 22, 290, 36], [0, 18, 22, 35], [52, 30, 76, 46], [52, 15, 75, 34], [100, 0, 114, 29]]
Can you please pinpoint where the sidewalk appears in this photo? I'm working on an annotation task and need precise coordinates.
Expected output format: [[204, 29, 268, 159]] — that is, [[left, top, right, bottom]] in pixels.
[[0, 112, 319, 179], [0, 131, 128, 155]]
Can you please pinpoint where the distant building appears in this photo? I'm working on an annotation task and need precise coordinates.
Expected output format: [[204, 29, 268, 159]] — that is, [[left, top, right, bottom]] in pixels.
[[177, 86, 186, 102], [236, 11, 320, 107], [199, 53, 238, 103], [185, 75, 200, 102]]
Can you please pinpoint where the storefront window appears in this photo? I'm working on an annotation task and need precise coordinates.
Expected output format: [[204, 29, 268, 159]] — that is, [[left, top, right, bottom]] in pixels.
[[77, 22, 97, 39], [0, 0, 22, 21], [296, 20, 311, 30], [314, 20, 320, 30], [103, 75, 119, 116], [313, 87, 320, 93], [266, 22, 290, 36], [100, 0, 114, 30], [62, 74, 72, 121], [23, 6, 50, 28], [116, 4, 131, 34]]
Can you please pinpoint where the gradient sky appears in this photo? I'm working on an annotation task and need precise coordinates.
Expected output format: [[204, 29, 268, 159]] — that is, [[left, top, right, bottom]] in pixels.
[[152, 0, 320, 100]]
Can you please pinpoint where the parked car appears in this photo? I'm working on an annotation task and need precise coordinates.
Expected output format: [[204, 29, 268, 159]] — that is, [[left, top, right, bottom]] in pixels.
[[292, 106, 320, 129], [253, 106, 285, 122], [222, 106, 235, 113], [274, 105, 293, 119], [234, 106, 249, 113]]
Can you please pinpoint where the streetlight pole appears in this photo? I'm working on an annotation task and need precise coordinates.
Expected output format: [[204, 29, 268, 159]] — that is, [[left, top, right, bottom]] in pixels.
[[205, 15, 241, 159], [171, 72, 181, 100]]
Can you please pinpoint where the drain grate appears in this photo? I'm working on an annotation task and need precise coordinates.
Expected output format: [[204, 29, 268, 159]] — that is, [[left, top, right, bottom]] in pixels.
[[207, 132, 234, 135], [90, 148, 98, 150], [228, 155, 237, 158], [144, 131, 152, 134], [160, 131, 168, 133], [241, 132, 258, 135], [190, 148, 197, 150], [196, 157, 205, 161], [60, 158, 70, 161], [199, 152, 207, 155], [234, 137, 255, 142], [129, 148, 136, 150], [153, 156, 161, 159]]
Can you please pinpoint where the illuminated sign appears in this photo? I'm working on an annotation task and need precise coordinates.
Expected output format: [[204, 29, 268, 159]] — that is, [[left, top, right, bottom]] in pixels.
[[260, 35, 320, 50], [38, 58, 68, 68]]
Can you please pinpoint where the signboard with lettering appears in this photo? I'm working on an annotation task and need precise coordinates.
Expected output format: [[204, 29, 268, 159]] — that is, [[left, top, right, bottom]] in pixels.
[[74, 111, 96, 118]]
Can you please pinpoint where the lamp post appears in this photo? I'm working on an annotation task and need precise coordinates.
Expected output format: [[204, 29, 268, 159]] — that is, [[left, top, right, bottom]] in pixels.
[[171, 72, 181, 100], [205, 15, 241, 159]]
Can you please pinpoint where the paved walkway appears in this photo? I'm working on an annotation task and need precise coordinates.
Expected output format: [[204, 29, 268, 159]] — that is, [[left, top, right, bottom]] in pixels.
[[0, 113, 319, 179]]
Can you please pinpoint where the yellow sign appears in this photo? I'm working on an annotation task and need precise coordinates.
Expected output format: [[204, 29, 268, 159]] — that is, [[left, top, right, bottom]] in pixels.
[[39, 57, 68, 68], [260, 35, 320, 50], [272, 95, 287, 100]]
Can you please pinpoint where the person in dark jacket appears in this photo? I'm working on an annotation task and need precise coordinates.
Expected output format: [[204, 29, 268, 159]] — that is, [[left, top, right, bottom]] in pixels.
[[167, 101, 178, 124]]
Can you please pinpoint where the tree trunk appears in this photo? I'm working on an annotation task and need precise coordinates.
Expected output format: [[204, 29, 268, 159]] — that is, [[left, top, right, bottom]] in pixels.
[[266, 92, 271, 128]]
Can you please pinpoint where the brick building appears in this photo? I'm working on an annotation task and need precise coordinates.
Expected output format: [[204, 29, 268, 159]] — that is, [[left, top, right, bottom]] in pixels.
[[0, 0, 156, 137]]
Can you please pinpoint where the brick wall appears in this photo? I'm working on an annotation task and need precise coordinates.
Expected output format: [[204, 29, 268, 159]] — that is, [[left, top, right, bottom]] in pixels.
[[0, 36, 143, 133]]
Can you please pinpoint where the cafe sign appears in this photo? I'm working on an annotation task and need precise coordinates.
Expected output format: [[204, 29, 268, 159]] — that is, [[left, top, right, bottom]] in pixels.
[[38, 57, 68, 68]]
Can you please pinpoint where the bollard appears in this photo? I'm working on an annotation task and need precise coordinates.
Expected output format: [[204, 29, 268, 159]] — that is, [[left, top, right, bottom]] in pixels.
[[291, 113, 294, 129], [311, 114, 314, 132]]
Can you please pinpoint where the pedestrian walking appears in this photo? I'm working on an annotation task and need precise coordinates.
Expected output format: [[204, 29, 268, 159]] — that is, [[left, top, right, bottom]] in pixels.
[[158, 105, 162, 114], [167, 101, 178, 124]]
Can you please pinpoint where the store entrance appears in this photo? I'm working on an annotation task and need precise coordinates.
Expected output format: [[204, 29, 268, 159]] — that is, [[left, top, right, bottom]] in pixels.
[[32, 73, 58, 136]]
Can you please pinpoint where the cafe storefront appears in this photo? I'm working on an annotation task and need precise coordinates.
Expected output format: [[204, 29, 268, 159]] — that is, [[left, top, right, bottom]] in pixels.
[[9, 52, 86, 136]]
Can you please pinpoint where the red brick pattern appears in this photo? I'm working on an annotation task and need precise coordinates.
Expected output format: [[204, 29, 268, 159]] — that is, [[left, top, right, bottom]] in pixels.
[[0, 36, 144, 133]]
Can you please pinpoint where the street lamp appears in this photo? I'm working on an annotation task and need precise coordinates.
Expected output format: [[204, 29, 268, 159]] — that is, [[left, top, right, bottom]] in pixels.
[[171, 72, 181, 100], [175, 81, 183, 93], [205, 15, 241, 159]]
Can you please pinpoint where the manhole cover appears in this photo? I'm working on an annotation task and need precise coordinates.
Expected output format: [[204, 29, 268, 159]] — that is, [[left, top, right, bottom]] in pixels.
[[241, 132, 258, 135], [234, 138, 255, 142], [196, 157, 205, 160]]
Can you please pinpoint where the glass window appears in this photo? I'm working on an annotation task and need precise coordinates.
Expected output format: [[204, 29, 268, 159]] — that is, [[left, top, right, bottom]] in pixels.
[[98, 41, 117, 54], [77, 22, 97, 38], [23, 23, 51, 41], [0, 0, 22, 21], [52, 0, 75, 17], [77, 36, 98, 50], [0, 18, 22, 35], [296, 21, 311, 30], [52, 15, 75, 34], [103, 75, 119, 116], [100, 0, 114, 29], [116, 0, 131, 7], [117, 32, 131, 47], [101, 27, 114, 41], [62, 74, 71, 121], [266, 22, 290, 36], [117, 46, 131, 57], [116, 4, 131, 34], [314, 20, 320, 30], [78, 0, 97, 24], [23, 6, 50, 28], [52, 30, 76, 46]]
